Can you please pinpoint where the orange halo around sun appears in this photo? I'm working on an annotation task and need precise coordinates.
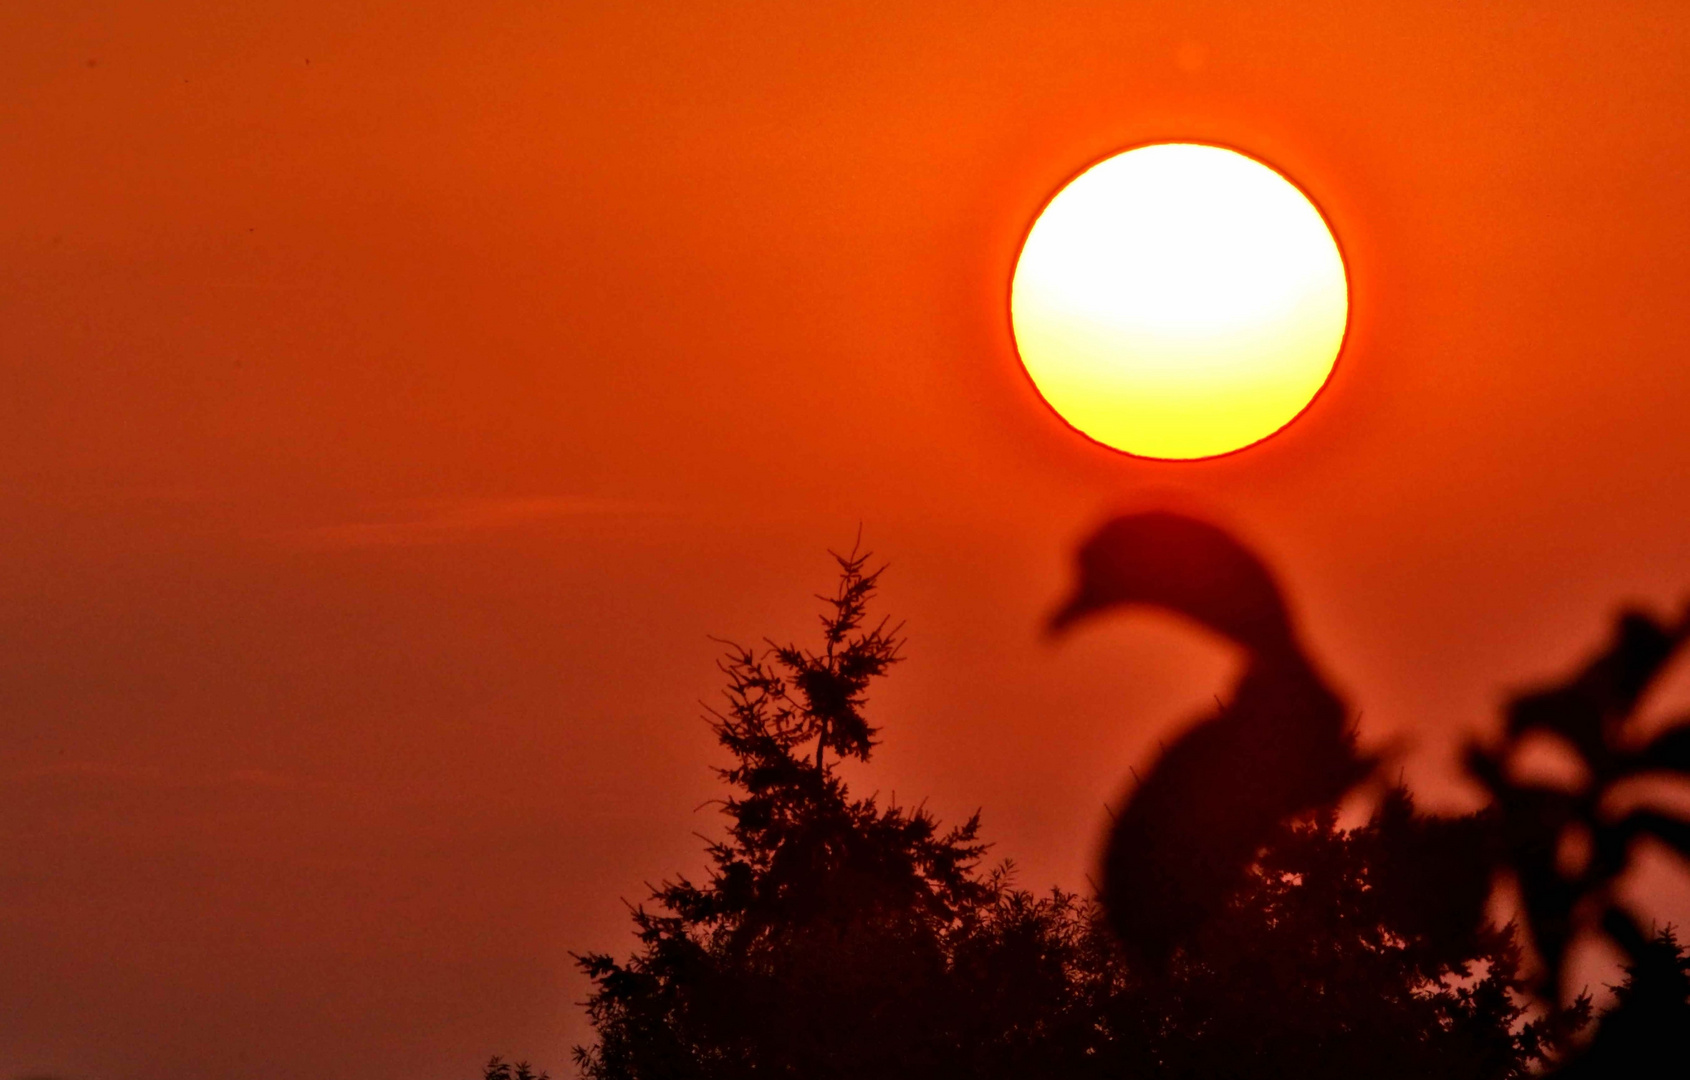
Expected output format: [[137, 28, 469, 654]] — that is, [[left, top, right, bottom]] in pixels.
[[1010, 143, 1349, 460]]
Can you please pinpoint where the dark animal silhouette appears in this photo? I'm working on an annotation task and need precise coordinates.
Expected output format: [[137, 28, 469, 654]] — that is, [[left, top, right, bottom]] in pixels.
[[1053, 512, 1690, 1075], [1050, 511, 1372, 969]]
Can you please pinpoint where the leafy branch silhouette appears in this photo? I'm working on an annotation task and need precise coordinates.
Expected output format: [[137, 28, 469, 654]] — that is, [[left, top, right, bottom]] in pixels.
[[1467, 607, 1690, 995]]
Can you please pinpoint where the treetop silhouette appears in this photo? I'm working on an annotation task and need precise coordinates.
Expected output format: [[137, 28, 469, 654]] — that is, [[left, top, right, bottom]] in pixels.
[[573, 545, 994, 1079]]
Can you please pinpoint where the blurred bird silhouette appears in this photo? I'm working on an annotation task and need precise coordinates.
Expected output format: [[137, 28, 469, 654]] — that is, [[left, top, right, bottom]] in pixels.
[[1050, 512, 1372, 970]]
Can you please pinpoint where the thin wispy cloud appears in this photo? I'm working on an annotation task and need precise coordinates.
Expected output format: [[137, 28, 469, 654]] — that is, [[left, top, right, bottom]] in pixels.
[[290, 495, 668, 548], [4, 760, 338, 795]]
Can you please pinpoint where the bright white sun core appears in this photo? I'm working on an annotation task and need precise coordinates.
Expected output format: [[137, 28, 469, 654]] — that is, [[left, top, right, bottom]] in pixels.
[[1010, 143, 1348, 460]]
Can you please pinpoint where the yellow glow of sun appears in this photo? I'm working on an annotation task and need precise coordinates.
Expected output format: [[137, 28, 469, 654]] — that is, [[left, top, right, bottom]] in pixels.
[[1010, 143, 1348, 460]]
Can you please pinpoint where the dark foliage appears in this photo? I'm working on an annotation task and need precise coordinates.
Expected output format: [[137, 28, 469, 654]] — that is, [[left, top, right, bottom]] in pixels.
[[1468, 602, 1690, 1076], [478, 1056, 549, 1080], [572, 546, 989, 1079], [570, 543, 1575, 1080], [1134, 795, 1586, 1080], [1555, 928, 1690, 1079], [1467, 607, 1690, 994]]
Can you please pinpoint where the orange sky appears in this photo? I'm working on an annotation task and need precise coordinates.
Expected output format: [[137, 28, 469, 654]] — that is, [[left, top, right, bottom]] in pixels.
[[6, 2, 1690, 1077]]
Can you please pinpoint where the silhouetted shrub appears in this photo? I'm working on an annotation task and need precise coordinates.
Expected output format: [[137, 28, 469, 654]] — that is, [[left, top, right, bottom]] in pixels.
[[478, 1055, 548, 1080]]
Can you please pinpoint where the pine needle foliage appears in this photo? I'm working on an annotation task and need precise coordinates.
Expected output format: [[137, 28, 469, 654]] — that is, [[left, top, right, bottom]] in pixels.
[[479, 1056, 548, 1080], [572, 547, 993, 1080]]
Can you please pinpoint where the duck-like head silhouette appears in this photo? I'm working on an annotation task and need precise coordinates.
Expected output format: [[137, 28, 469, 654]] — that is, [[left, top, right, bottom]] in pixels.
[[1050, 511, 1372, 970]]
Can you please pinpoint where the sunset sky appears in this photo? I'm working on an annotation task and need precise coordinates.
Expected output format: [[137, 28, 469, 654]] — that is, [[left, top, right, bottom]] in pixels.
[[6, 2, 1690, 1077]]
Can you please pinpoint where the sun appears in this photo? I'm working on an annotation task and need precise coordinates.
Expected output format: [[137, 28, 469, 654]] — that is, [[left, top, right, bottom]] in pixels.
[[1010, 143, 1348, 460]]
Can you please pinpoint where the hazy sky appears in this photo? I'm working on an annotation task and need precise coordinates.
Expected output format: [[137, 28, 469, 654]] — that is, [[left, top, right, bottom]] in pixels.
[[6, 2, 1690, 1077]]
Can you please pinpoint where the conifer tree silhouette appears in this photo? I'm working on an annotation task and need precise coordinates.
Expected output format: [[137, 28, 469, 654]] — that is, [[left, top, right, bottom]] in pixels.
[[477, 1057, 548, 1080], [572, 545, 992, 1079]]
